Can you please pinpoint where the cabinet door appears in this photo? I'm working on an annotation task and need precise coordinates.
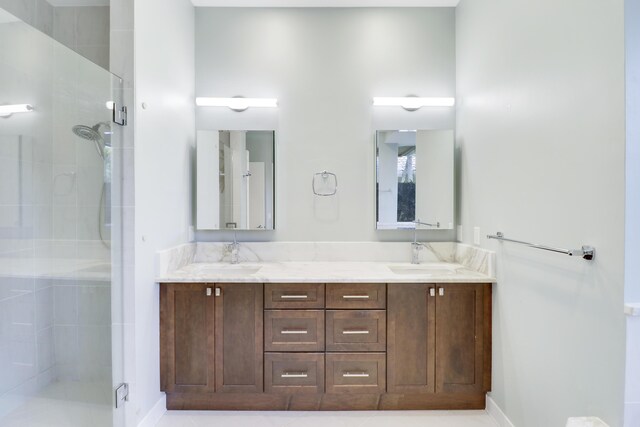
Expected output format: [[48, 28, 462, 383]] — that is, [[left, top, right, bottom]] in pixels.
[[435, 284, 486, 394], [160, 283, 215, 393], [215, 283, 264, 393], [387, 283, 436, 394]]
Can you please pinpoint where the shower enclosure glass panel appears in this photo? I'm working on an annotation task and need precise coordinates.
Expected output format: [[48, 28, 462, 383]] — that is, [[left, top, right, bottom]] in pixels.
[[0, 8, 124, 427]]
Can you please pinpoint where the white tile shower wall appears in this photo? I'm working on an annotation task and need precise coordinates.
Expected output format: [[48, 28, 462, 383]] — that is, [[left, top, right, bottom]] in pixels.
[[0, 11, 114, 418], [456, 0, 625, 426], [0, 1, 109, 69], [0, 0, 53, 37], [194, 8, 456, 243], [55, 6, 110, 69], [53, 279, 112, 383], [0, 15, 55, 408]]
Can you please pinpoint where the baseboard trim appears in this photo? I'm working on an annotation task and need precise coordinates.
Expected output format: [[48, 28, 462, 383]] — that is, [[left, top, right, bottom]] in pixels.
[[487, 395, 515, 427], [138, 394, 167, 427]]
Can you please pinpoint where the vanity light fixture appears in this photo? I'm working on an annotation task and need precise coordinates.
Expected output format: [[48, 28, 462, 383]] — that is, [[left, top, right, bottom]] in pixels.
[[0, 104, 34, 118], [373, 97, 455, 111], [196, 97, 278, 112]]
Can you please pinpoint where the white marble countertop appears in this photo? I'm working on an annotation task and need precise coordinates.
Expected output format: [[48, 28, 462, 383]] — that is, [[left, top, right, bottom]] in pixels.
[[156, 261, 496, 284]]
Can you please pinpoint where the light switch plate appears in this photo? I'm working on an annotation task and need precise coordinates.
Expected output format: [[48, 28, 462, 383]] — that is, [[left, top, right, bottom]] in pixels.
[[473, 227, 481, 245]]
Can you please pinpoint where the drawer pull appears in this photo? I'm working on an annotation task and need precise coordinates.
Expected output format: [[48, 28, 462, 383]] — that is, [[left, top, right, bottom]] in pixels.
[[342, 295, 370, 300], [280, 295, 308, 299], [281, 372, 308, 378], [342, 330, 370, 335], [281, 329, 308, 335], [343, 372, 369, 378]]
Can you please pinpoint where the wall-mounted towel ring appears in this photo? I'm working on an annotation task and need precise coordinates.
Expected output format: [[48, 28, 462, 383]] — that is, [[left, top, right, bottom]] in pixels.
[[312, 170, 338, 196]]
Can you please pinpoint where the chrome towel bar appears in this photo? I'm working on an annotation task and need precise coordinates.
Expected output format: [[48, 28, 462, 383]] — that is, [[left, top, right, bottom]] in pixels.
[[487, 231, 595, 261]]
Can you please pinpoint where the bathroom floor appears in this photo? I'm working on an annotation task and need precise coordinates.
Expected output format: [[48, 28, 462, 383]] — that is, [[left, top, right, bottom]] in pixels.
[[0, 380, 112, 427], [155, 410, 499, 427]]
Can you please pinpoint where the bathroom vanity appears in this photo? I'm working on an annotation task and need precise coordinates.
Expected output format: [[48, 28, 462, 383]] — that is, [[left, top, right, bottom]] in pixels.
[[157, 251, 494, 411]]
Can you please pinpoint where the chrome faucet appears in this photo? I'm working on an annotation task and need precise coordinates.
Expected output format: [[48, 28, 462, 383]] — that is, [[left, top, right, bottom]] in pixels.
[[226, 231, 240, 264], [411, 219, 440, 264], [411, 241, 424, 264]]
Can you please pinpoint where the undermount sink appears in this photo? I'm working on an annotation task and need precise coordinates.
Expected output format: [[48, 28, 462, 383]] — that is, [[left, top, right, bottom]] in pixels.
[[387, 265, 457, 276], [195, 265, 262, 275]]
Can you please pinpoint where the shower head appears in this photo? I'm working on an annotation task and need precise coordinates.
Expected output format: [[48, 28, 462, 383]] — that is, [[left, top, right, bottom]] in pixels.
[[72, 122, 111, 159], [72, 124, 102, 142]]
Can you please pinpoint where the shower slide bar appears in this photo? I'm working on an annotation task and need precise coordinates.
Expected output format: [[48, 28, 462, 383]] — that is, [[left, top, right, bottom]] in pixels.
[[487, 231, 595, 261]]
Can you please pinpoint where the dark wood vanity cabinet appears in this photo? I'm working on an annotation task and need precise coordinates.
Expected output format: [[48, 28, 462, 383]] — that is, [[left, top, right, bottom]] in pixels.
[[388, 283, 492, 398], [160, 283, 263, 395], [160, 283, 216, 393], [160, 281, 491, 411]]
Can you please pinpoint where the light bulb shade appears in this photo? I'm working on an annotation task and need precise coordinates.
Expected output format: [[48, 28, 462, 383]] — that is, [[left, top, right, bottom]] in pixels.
[[196, 97, 278, 111], [373, 97, 455, 110], [0, 104, 33, 117]]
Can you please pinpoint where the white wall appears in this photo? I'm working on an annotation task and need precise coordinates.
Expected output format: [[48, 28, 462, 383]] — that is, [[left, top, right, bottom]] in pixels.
[[134, 0, 194, 423], [456, 1, 626, 426], [625, 1, 640, 424], [194, 7, 456, 242], [625, 0, 640, 304]]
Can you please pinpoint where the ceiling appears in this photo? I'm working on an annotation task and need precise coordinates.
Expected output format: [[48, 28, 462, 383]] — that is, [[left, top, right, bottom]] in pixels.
[[45, 0, 459, 7], [46, 0, 109, 6], [192, 0, 459, 6]]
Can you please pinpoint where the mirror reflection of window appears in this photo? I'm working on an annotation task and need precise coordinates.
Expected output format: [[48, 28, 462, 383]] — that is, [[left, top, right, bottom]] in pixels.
[[376, 130, 454, 231], [397, 144, 416, 223]]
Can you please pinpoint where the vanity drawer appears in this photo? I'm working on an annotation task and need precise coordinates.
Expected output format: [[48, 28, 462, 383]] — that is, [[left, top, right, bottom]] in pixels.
[[326, 310, 386, 352], [326, 353, 386, 394], [265, 353, 325, 394], [265, 310, 325, 352], [326, 283, 386, 309], [265, 283, 325, 309], [327, 310, 387, 351]]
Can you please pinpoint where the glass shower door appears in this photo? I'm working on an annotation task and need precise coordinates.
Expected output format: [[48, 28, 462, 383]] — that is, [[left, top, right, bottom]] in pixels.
[[0, 7, 125, 427]]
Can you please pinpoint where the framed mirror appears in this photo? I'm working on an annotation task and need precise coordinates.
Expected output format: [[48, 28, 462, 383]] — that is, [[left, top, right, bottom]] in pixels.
[[197, 130, 275, 230], [375, 129, 454, 230]]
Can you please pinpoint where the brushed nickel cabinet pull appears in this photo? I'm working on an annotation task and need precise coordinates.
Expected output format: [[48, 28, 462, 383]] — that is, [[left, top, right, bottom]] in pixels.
[[280, 295, 308, 299], [438, 287, 445, 297], [282, 372, 308, 378], [429, 288, 435, 297], [342, 295, 370, 299], [343, 372, 369, 378], [206, 288, 212, 297], [215, 288, 221, 297], [342, 330, 370, 335], [281, 329, 308, 335]]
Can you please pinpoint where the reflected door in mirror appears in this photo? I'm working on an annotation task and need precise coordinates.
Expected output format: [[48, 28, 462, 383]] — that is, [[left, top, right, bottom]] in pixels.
[[197, 130, 275, 231]]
